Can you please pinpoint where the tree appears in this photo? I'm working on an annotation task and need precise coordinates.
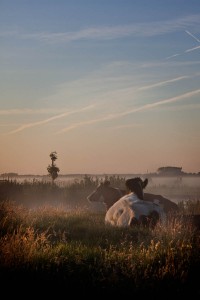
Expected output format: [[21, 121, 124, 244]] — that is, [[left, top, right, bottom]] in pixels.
[[47, 151, 60, 183]]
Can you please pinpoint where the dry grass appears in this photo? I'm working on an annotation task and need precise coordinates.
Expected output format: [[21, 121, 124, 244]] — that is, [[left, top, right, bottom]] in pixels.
[[0, 177, 200, 296], [0, 200, 199, 296]]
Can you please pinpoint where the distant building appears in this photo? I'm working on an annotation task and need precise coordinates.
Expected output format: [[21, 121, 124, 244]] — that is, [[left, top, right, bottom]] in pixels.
[[157, 166, 183, 176], [1, 172, 18, 178]]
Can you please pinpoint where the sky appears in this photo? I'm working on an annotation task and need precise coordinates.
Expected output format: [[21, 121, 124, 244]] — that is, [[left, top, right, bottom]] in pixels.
[[0, 0, 200, 175]]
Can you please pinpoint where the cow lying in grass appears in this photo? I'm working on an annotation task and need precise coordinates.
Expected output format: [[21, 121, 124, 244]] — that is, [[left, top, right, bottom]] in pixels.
[[87, 179, 178, 214], [104, 177, 166, 228]]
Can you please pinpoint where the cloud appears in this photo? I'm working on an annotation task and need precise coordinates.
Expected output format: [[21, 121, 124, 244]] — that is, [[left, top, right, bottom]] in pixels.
[[56, 89, 200, 134], [110, 123, 142, 130], [0, 108, 74, 115], [138, 76, 189, 90], [56, 114, 118, 134], [1, 14, 200, 43], [165, 44, 200, 59], [165, 29, 200, 60], [4, 104, 95, 135], [165, 53, 181, 60], [185, 45, 200, 53], [185, 30, 200, 43]]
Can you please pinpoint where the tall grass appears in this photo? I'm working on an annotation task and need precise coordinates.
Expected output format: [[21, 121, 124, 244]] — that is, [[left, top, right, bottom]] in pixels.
[[0, 176, 200, 296], [0, 198, 200, 296]]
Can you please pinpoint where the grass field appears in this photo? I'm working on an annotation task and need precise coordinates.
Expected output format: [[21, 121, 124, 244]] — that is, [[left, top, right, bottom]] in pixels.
[[0, 176, 200, 297]]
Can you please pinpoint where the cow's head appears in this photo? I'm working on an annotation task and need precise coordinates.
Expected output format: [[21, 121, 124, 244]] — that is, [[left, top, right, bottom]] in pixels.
[[87, 180, 111, 203], [125, 177, 148, 200]]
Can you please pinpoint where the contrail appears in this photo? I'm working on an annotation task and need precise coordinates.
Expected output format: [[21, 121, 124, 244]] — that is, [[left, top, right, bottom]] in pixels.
[[185, 45, 200, 53], [138, 76, 189, 90], [57, 89, 200, 134], [4, 104, 95, 135], [165, 53, 180, 60], [185, 30, 200, 43], [0, 107, 82, 115], [165, 30, 200, 60]]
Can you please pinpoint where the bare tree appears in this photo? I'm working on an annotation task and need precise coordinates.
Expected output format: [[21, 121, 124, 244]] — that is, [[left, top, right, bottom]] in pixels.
[[47, 151, 60, 184]]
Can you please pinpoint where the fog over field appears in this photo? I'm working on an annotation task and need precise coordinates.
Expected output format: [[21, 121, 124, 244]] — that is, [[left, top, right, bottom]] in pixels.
[[5, 174, 200, 186], [2, 174, 199, 207]]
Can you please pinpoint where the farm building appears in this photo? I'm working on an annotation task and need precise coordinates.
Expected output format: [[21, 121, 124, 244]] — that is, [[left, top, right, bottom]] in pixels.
[[157, 166, 183, 176]]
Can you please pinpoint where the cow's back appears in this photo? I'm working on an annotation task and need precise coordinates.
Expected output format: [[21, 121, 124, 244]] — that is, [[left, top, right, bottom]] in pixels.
[[144, 192, 178, 213], [105, 195, 166, 227]]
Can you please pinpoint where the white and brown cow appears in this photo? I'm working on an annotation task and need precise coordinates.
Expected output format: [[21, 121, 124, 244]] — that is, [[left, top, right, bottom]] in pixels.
[[87, 179, 178, 214], [105, 177, 166, 228]]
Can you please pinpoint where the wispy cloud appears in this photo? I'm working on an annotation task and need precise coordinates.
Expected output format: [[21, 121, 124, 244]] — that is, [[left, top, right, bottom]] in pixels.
[[165, 29, 200, 60], [1, 14, 200, 43], [185, 30, 200, 43], [165, 44, 200, 59], [138, 76, 189, 90], [56, 114, 119, 134], [110, 123, 142, 130], [165, 53, 181, 60], [4, 104, 95, 135], [185, 45, 200, 52], [0, 123, 20, 127], [0, 108, 74, 115], [56, 89, 200, 134]]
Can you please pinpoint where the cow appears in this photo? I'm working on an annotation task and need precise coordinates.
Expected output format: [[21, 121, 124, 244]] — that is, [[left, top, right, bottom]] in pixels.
[[87, 180, 124, 211], [87, 179, 178, 215], [104, 177, 166, 228]]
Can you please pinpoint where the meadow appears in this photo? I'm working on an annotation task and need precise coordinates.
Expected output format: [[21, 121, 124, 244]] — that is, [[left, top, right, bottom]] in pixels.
[[0, 175, 200, 297]]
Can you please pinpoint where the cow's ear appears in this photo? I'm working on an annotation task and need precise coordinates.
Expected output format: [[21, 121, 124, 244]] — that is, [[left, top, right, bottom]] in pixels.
[[143, 178, 148, 189]]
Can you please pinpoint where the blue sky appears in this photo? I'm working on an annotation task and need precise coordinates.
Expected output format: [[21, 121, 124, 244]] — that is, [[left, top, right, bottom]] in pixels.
[[0, 0, 200, 175]]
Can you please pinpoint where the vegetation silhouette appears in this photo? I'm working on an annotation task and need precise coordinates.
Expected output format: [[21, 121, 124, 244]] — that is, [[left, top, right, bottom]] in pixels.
[[47, 151, 60, 184]]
